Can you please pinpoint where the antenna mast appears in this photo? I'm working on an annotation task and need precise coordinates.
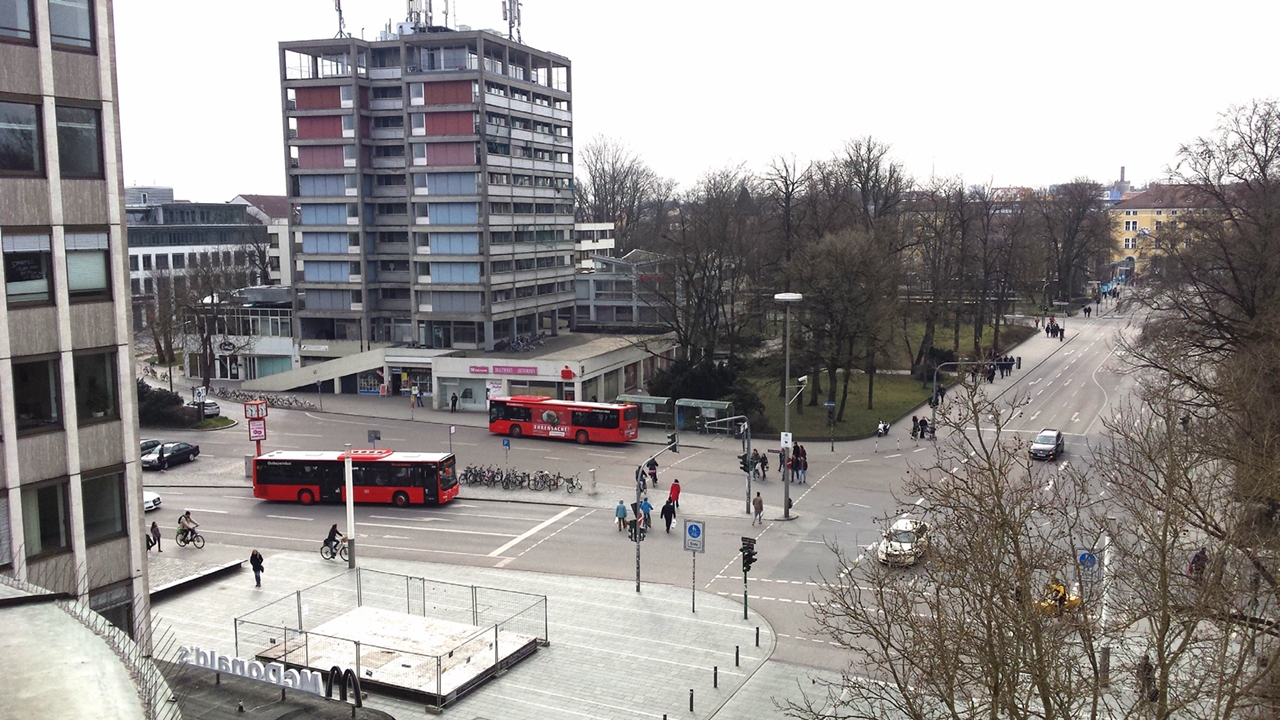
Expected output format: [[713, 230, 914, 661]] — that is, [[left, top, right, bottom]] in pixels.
[[502, 0, 522, 42], [334, 0, 348, 38], [406, 0, 432, 30]]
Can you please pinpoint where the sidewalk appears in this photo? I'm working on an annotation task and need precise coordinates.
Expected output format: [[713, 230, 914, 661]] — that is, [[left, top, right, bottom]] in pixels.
[[153, 549, 781, 720]]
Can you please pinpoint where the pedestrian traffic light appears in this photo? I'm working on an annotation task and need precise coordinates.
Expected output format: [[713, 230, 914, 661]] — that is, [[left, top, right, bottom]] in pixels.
[[739, 454, 751, 473], [827, 408, 834, 424], [667, 432, 679, 453], [742, 545, 757, 573], [1016, 356, 1022, 370]]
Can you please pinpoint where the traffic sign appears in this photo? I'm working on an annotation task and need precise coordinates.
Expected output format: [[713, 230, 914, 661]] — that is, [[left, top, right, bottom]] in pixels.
[[248, 418, 266, 441], [740, 536, 756, 548], [1078, 551, 1098, 570], [823, 401, 835, 408], [194, 387, 206, 400], [1078, 550, 1100, 581], [683, 519, 705, 553], [450, 425, 456, 435], [502, 438, 510, 449]]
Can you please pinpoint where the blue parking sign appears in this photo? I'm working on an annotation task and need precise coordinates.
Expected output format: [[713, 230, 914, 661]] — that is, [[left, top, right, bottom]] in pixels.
[[502, 438, 510, 449]]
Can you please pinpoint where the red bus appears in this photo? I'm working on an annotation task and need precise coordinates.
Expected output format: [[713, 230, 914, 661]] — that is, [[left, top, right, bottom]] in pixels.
[[488, 395, 639, 444], [252, 448, 458, 507]]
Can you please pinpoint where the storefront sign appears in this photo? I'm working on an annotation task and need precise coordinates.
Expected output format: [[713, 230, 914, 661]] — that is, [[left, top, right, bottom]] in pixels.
[[493, 365, 538, 375], [468, 365, 490, 374], [300, 344, 329, 352], [177, 645, 323, 695]]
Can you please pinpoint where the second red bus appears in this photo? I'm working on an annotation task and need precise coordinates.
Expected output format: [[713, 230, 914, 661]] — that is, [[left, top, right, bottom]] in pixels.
[[488, 396, 639, 444]]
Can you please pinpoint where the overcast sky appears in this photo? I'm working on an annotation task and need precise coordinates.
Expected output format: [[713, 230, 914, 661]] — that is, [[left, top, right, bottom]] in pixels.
[[112, 0, 1279, 202]]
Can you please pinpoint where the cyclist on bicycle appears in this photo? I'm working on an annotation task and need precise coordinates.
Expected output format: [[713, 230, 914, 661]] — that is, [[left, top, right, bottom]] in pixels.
[[177, 511, 199, 544], [646, 458, 659, 488], [324, 524, 344, 555]]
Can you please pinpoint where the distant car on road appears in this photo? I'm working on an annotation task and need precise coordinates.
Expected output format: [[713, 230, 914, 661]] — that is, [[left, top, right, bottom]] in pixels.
[[1029, 429, 1065, 461], [143, 490, 162, 512], [875, 516, 930, 567], [186, 400, 221, 417], [142, 442, 200, 470]]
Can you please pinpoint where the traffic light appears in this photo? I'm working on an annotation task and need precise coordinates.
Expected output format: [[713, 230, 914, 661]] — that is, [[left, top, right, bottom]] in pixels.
[[739, 453, 752, 473], [1016, 356, 1022, 370], [667, 432, 679, 453], [827, 408, 834, 424], [741, 545, 757, 573]]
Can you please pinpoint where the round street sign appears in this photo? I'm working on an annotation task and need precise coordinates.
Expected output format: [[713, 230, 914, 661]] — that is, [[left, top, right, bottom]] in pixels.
[[1078, 551, 1097, 570]]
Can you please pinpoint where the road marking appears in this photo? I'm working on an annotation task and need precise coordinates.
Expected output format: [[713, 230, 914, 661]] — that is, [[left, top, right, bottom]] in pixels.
[[543, 456, 562, 460], [914, 497, 926, 505], [913, 447, 928, 453], [220, 495, 255, 501], [885, 454, 901, 458], [850, 502, 870, 508], [185, 508, 228, 514], [266, 515, 312, 521], [487, 507, 577, 557], [278, 433, 325, 438], [445, 441, 479, 446], [851, 458, 869, 463], [368, 514, 446, 522], [1030, 411, 1041, 421], [358, 521, 514, 538], [1070, 412, 1080, 423]]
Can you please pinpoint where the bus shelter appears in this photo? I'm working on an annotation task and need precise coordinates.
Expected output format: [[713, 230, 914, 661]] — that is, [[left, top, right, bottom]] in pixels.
[[674, 398, 735, 432], [616, 394, 674, 429]]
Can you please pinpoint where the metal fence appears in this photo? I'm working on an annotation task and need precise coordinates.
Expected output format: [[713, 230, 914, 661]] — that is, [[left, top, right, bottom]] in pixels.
[[233, 568, 547, 709]]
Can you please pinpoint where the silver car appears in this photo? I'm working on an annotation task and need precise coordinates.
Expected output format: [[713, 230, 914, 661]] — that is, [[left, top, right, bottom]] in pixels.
[[876, 517, 930, 567]]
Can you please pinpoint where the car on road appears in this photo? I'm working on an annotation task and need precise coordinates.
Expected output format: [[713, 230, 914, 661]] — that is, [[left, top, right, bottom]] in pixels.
[[186, 400, 221, 417], [140, 438, 162, 456], [141, 441, 200, 470], [875, 516, 930, 567], [1029, 429, 1065, 461], [143, 490, 162, 512]]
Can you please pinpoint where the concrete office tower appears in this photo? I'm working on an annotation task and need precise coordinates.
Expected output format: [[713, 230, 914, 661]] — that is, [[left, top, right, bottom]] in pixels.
[[0, 0, 148, 640], [280, 24, 576, 354]]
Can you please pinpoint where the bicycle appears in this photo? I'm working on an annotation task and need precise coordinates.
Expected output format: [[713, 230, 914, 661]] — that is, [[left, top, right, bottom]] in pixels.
[[563, 473, 583, 493], [321, 537, 349, 561], [175, 529, 205, 549]]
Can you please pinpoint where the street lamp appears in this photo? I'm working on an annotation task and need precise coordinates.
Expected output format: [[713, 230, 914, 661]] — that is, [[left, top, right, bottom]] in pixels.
[[774, 292, 802, 520]]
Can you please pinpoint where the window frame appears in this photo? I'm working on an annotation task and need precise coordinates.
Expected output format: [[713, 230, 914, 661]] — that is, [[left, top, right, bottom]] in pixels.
[[55, 103, 103, 178], [22, 478, 71, 560], [0, 97, 44, 176], [12, 354, 64, 434], [73, 348, 119, 424], [48, 0, 95, 51], [0, 0, 35, 45], [65, 228, 111, 302], [3, 231, 54, 306], [81, 468, 127, 545]]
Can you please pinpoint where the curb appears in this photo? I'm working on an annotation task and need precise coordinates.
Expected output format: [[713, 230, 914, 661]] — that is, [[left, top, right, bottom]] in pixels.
[[149, 558, 245, 600]]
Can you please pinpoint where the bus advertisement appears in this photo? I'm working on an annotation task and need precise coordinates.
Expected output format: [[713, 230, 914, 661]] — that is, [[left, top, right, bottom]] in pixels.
[[252, 449, 458, 507]]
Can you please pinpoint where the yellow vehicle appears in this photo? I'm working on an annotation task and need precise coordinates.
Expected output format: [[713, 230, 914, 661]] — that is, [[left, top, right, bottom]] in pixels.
[[1034, 583, 1081, 616]]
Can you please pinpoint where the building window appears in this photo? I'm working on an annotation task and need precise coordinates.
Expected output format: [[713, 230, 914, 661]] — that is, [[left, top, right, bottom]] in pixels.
[[172, 253, 185, 269], [74, 351, 117, 422], [82, 471, 125, 543], [56, 105, 102, 177], [0, 100, 41, 175], [49, 0, 93, 49], [128, 254, 138, 271], [3, 232, 52, 304], [14, 356, 62, 432], [141, 254, 151, 270], [22, 480, 69, 558], [1124, 237, 1136, 250], [0, 0, 33, 42], [1123, 220, 1138, 232], [66, 231, 109, 299]]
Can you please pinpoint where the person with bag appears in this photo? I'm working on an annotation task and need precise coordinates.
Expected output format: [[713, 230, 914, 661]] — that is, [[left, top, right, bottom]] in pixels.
[[148, 521, 162, 552], [660, 498, 677, 533], [249, 549, 264, 587], [615, 500, 628, 532]]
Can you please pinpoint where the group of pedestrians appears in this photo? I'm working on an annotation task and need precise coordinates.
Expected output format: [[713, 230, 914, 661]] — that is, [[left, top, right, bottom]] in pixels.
[[1045, 317, 1065, 341], [910, 415, 936, 441], [615, 479, 683, 538], [787, 444, 808, 483]]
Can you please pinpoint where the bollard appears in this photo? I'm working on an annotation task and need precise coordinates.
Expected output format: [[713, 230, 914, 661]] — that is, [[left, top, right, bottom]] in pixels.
[[755, 626, 760, 647], [735, 645, 740, 667], [714, 666, 718, 688], [689, 689, 694, 711]]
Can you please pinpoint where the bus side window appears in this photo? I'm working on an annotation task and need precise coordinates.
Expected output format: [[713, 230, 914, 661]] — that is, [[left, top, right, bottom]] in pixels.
[[490, 401, 506, 422], [510, 406, 532, 422]]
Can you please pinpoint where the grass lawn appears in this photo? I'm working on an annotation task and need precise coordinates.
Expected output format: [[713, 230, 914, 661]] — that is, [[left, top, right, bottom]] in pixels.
[[751, 373, 933, 441], [192, 416, 234, 430]]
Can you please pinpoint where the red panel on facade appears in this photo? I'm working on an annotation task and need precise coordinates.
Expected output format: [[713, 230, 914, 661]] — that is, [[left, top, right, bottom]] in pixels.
[[298, 145, 345, 169], [297, 116, 343, 139], [425, 142, 476, 166], [294, 86, 341, 110], [422, 81, 472, 105], [424, 112, 474, 136]]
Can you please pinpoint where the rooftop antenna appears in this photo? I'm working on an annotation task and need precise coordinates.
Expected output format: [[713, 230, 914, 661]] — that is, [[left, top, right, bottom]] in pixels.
[[406, 0, 432, 30], [502, 0, 522, 42], [442, 0, 450, 28], [334, 0, 348, 37]]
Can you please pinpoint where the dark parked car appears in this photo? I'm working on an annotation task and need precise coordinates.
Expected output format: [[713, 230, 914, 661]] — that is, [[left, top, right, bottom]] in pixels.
[[140, 438, 162, 456], [142, 442, 200, 470], [186, 400, 221, 417], [1029, 429, 1065, 461]]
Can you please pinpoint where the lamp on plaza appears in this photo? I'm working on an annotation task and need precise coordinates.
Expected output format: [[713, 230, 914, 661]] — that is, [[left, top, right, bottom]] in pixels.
[[774, 292, 803, 520]]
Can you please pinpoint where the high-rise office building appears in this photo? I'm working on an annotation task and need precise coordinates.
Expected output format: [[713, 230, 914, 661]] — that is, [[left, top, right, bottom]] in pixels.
[[0, 0, 148, 638], [280, 22, 576, 354]]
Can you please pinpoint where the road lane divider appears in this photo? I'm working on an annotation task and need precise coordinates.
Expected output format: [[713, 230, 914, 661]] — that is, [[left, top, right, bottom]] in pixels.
[[487, 506, 577, 557]]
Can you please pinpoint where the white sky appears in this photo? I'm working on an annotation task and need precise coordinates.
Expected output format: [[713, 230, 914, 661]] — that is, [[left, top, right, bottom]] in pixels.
[[112, 0, 1280, 202]]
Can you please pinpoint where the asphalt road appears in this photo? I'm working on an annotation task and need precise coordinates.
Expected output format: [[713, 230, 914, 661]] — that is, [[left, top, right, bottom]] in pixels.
[[141, 310, 1140, 674]]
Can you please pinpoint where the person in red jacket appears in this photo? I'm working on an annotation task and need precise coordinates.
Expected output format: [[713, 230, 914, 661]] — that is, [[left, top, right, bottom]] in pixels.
[[669, 479, 681, 509]]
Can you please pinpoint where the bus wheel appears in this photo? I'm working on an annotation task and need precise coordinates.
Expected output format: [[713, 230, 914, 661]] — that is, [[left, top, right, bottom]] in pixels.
[[576, 430, 589, 445], [509, 425, 522, 438], [298, 490, 315, 505], [392, 491, 410, 508]]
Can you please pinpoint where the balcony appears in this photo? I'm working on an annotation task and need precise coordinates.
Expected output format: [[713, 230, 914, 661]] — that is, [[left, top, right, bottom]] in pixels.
[[371, 128, 405, 140], [370, 98, 404, 111], [371, 157, 406, 169], [371, 186, 408, 198], [375, 298, 412, 311], [373, 271, 412, 284], [372, 213, 409, 226], [369, 67, 402, 80]]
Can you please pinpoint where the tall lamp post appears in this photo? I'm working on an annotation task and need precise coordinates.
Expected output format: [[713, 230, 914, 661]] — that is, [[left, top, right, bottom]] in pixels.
[[774, 292, 802, 520]]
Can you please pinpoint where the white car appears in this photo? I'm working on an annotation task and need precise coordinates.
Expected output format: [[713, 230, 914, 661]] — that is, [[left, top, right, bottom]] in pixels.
[[875, 517, 930, 567], [143, 490, 162, 512]]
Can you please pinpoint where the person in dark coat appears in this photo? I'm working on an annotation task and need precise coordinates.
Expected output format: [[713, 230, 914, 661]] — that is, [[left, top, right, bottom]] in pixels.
[[149, 521, 162, 552], [660, 498, 677, 533], [450, 393, 459, 412], [250, 550, 264, 587]]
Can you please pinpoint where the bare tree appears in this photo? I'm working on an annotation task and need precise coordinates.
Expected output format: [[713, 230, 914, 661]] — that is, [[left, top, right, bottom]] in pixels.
[[1031, 179, 1112, 305], [574, 136, 673, 254], [178, 249, 252, 389]]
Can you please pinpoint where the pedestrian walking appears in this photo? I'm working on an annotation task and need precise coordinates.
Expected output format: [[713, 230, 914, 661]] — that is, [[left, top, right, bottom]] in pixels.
[[752, 492, 764, 525], [660, 498, 676, 533], [911, 415, 920, 439], [669, 479, 681, 509], [149, 521, 162, 552], [1138, 653, 1157, 702], [450, 393, 459, 412], [640, 496, 653, 529], [759, 450, 768, 479], [249, 550, 264, 587], [615, 500, 628, 532], [798, 455, 808, 483]]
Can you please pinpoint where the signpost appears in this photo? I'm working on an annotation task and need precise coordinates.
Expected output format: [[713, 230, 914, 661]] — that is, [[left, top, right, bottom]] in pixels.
[[245, 400, 268, 456], [367, 429, 380, 448], [824, 401, 835, 451], [502, 437, 510, 467], [684, 519, 705, 612], [449, 425, 456, 453]]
